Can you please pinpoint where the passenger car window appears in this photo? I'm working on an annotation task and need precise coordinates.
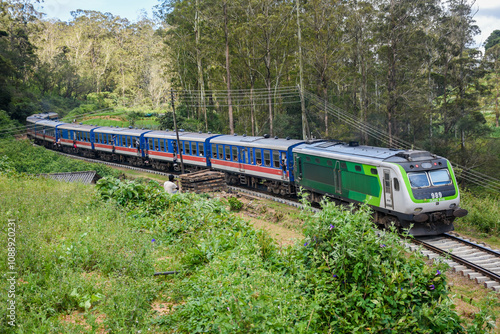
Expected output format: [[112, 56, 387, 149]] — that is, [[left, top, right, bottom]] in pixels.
[[255, 149, 262, 165], [273, 151, 280, 168], [232, 146, 238, 161], [264, 150, 271, 166], [212, 144, 217, 158]]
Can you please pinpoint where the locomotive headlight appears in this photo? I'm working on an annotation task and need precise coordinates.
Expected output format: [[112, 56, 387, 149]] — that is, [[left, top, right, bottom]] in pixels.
[[414, 207, 423, 212], [449, 203, 457, 208]]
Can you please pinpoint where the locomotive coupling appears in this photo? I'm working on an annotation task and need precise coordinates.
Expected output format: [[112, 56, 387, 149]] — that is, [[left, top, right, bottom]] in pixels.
[[453, 208, 468, 217], [413, 213, 429, 223]]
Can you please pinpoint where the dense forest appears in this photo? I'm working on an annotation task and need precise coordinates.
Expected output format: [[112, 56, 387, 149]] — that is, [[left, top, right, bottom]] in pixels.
[[0, 0, 499, 184]]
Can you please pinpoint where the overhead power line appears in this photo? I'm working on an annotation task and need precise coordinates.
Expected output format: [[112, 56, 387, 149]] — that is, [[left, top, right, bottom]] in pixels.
[[302, 89, 500, 193]]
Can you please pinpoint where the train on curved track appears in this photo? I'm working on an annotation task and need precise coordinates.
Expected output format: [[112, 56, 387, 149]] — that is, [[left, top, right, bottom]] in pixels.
[[27, 112, 468, 236]]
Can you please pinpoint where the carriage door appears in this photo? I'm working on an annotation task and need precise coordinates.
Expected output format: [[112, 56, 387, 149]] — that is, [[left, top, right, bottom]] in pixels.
[[383, 169, 394, 209], [334, 161, 342, 194]]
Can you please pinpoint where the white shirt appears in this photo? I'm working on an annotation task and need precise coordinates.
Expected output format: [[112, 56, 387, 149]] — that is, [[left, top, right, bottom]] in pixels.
[[164, 180, 178, 194]]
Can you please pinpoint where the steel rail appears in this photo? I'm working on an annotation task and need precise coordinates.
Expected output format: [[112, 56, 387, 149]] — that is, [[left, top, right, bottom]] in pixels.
[[412, 237, 500, 283], [443, 233, 500, 257]]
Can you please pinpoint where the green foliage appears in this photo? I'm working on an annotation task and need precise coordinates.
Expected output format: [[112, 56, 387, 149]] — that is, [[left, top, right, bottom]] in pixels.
[[0, 175, 160, 333], [485, 30, 500, 51], [0, 109, 21, 137], [227, 196, 243, 211], [96, 177, 177, 215], [126, 111, 141, 127], [297, 200, 463, 332], [456, 190, 500, 234], [1, 172, 494, 332], [0, 138, 120, 178], [70, 288, 104, 311]]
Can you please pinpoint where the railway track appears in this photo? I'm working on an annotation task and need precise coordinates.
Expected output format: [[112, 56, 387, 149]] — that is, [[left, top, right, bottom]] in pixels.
[[45, 146, 500, 290], [408, 234, 500, 291]]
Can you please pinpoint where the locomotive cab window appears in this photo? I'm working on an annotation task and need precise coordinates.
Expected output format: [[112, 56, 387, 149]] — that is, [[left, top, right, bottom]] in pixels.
[[393, 178, 400, 191], [408, 172, 430, 188], [355, 165, 362, 172], [429, 169, 451, 186]]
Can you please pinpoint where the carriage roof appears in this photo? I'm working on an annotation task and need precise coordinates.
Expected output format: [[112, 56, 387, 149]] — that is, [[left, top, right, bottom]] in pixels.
[[144, 130, 219, 141], [210, 135, 304, 150]]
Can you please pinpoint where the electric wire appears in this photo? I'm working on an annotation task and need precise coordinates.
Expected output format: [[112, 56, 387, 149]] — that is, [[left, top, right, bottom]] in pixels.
[[302, 89, 500, 193]]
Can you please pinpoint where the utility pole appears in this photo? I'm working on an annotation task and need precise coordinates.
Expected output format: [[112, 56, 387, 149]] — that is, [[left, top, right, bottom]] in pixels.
[[170, 89, 185, 174]]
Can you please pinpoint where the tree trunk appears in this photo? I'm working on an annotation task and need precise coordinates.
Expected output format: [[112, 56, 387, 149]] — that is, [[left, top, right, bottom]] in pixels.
[[224, 1, 234, 134], [296, 0, 308, 140], [195, 0, 207, 130]]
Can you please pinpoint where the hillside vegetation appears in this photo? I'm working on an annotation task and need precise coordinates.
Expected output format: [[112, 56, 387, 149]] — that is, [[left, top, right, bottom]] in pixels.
[[0, 166, 497, 332], [1, 0, 500, 184]]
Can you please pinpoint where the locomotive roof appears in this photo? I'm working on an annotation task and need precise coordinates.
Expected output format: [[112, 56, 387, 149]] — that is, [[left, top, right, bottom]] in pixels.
[[211, 135, 305, 150], [294, 141, 442, 164], [144, 130, 218, 141], [294, 141, 405, 160]]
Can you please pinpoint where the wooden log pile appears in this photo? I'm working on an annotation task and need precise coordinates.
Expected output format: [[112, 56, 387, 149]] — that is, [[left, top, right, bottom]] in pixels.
[[179, 170, 227, 193]]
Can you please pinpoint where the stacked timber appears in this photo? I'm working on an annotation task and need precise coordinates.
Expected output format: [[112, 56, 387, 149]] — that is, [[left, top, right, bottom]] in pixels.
[[179, 170, 227, 193]]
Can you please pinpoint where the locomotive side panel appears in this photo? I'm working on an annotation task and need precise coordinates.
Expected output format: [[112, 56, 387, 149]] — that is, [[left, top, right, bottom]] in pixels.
[[293, 151, 382, 207]]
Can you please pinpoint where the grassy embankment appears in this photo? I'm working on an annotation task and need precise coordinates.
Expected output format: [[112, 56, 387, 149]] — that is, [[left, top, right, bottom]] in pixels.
[[0, 166, 498, 332], [1, 137, 499, 332]]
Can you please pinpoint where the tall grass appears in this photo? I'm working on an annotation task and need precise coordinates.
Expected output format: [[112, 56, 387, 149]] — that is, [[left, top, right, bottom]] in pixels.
[[456, 190, 500, 235], [0, 176, 160, 333]]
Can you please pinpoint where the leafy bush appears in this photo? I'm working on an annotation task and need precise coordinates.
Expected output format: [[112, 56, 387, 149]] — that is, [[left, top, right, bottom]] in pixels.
[[227, 196, 243, 211], [295, 200, 464, 333]]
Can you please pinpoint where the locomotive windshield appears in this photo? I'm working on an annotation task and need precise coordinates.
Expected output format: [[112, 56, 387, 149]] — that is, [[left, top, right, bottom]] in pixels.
[[408, 172, 430, 188], [408, 169, 452, 188], [428, 169, 452, 186]]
